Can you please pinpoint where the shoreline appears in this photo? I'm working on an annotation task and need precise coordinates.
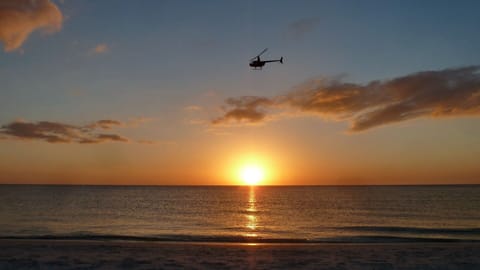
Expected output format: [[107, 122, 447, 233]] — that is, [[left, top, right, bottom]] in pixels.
[[4, 238, 480, 245], [1, 237, 479, 244], [1, 239, 479, 269]]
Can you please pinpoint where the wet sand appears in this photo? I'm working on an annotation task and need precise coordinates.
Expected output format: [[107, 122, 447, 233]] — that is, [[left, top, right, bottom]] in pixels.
[[0, 240, 479, 269]]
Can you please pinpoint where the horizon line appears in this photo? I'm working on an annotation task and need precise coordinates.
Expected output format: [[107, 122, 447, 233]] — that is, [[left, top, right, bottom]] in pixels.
[[0, 183, 478, 187]]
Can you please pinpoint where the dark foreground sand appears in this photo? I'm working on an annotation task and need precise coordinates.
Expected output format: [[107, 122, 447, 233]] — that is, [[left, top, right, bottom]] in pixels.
[[0, 240, 479, 270]]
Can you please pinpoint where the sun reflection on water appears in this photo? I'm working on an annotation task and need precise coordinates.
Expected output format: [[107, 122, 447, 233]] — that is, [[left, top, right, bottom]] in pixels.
[[245, 187, 258, 239]]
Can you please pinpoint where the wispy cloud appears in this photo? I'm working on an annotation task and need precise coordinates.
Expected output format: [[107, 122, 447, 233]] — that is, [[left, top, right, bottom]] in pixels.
[[0, 0, 63, 52], [212, 66, 480, 132], [0, 119, 138, 144], [287, 17, 320, 39], [184, 105, 203, 112], [136, 139, 177, 146], [126, 117, 153, 127], [90, 43, 109, 54]]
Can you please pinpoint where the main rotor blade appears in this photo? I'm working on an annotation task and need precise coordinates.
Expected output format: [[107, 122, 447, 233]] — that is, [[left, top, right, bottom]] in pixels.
[[251, 48, 268, 60], [257, 48, 268, 57]]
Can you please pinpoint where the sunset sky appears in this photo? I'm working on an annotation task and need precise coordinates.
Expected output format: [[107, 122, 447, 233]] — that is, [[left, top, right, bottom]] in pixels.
[[1, 0, 480, 185]]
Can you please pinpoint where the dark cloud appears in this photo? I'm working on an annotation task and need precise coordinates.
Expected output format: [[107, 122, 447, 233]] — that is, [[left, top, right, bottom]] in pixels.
[[95, 134, 128, 142], [76, 134, 129, 144], [0, 0, 63, 52], [86, 120, 123, 129], [212, 66, 480, 132], [287, 17, 320, 39], [0, 119, 132, 144], [212, 97, 273, 125]]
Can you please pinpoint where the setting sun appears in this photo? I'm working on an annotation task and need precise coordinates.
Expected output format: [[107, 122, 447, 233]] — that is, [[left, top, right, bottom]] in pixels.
[[240, 165, 265, 185]]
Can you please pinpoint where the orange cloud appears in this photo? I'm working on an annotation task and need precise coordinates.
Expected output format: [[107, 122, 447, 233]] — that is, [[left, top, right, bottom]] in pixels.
[[0, 0, 63, 52], [213, 66, 480, 132], [90, 43, 109, 54]]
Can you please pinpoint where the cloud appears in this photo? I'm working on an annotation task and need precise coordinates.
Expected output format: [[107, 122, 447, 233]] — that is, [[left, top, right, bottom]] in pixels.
[[0, 119, 134, 144], [287, 17, 320, 39], [136, 139, 177, 146], [90, 43, 109, 54], [86, 119, 123, 129], [0, 0, 63, 52], [137, 139, 156, 145], [94, 134, 128, 143], [184, 105, 203, 112], [212, 66, 480, 132], [126, 117, 153, 127], [212, 97, 274, 125]]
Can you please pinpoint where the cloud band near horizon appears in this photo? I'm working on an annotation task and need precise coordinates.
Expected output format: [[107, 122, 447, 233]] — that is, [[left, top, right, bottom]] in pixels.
[[212, 66, 480, 132]]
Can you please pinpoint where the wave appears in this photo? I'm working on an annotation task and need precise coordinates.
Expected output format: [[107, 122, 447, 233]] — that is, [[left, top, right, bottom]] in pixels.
[[336, 226, 480, 235], [1, 233, 478, 244], [0, 234, 308, 243]]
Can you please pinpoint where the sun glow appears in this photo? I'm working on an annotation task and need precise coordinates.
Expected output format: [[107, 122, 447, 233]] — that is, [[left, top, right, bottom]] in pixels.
[[224, 152, 277, 185], [240, 165, 265, 185]]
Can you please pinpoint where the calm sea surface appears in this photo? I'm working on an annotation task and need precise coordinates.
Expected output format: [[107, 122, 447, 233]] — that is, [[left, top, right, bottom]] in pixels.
[[0, 185, 479, 243]]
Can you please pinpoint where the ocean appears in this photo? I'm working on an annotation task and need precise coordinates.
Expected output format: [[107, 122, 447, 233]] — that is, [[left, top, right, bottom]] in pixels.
[[0, 185, 479, 243]]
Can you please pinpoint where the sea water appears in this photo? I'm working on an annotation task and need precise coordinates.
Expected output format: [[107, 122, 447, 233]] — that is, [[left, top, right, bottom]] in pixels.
[[0, 185, 479, 242]]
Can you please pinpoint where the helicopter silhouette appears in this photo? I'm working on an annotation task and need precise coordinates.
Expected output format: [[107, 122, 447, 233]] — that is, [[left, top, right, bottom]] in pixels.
[[249, 48, 283, 70]]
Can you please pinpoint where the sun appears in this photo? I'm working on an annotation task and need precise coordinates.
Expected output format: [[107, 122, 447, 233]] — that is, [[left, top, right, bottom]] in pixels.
[[240, 165, 265, 186]]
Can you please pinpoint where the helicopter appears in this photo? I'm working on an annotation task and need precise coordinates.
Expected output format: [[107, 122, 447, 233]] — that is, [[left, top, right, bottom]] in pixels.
[[249, 48, 283, 70]]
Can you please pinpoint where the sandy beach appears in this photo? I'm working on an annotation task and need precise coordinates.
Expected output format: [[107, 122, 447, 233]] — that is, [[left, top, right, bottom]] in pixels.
[[0, 240, 479, 269]]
